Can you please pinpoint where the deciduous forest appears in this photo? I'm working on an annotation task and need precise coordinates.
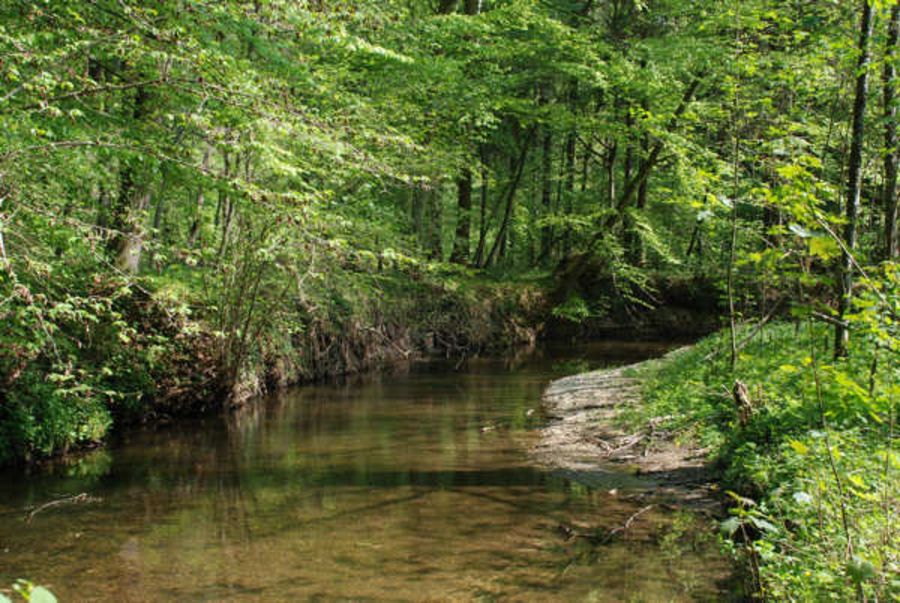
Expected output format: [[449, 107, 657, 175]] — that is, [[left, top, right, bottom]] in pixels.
[[1, 0, 899, 600]]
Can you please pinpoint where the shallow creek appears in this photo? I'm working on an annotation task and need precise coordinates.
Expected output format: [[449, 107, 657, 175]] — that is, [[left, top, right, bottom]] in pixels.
[[0, 341, 741, 601]]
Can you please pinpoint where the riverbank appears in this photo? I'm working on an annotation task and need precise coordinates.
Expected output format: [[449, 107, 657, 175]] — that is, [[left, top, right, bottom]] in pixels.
[[532, 349, 718, 510], [0, 265, 546, 467], [1, 256, 723, 468], [545, 324, 898, 601]]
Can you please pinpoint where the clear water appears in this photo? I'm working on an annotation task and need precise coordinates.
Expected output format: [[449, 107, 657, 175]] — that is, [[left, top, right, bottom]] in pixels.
[[0, 342, 741, 601]]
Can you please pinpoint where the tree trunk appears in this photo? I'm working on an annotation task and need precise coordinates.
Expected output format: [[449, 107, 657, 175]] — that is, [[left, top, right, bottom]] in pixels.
[[634, 132, 649, 265], [412, 188, 425, 247], [109, 170, 151, 274], [836, 0, 874, 358], [483, 130, 534, 267], [187, 145, 213, 249], [447, 0, 479, 264], [884, 4, 900, 260], [606, 140, 617, 208], [539, 129, 553, 262], [450, 170, 472, 263], [428, 187, 443, 260], [216, 151, 237, 263], [562, 131, 576, 257], [623, 109, 638, 262], [152, 164, 171, 235], [107, 86, 151, 274]]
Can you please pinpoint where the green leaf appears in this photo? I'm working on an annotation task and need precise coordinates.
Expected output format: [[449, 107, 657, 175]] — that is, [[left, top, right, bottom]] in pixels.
[[788, 439, 809, 456], [808, 236, 839, 260]]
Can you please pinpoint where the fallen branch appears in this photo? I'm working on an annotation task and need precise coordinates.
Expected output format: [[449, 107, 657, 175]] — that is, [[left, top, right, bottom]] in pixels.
[[603, 433, 645, 457], [609, 504, 655, 537], [25, 492, 101, 523]]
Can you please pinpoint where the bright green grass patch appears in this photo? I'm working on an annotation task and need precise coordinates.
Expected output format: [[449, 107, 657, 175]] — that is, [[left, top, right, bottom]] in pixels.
[[632, 323, 899, 601]]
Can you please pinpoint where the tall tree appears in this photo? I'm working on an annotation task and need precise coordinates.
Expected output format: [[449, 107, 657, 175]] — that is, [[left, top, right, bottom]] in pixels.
[[449, 0, 481, 265], [835, 0, 874, 358], [884, 4, 900, 260]]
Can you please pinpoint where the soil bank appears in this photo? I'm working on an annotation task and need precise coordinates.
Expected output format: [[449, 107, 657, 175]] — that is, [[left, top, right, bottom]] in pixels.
[[532, 349, 720, 510]]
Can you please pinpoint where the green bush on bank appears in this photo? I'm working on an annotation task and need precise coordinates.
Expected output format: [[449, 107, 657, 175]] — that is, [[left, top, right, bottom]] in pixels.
[[635, 323, 899, 601]]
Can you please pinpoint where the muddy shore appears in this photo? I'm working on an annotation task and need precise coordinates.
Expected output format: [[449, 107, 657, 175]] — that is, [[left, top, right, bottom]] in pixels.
[[532, 350, 720, 510]]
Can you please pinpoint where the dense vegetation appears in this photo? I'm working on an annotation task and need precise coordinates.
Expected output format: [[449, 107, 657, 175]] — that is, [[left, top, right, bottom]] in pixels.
[[2, 0, 900, 598], [634, 326, 898, 600]]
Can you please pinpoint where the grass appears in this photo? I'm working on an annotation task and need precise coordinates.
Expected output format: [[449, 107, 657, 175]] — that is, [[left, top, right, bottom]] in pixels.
[[628, 322, 899, 601]]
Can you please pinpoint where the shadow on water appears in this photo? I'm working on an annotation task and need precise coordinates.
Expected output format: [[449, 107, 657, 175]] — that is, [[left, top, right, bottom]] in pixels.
[[0, 340, 744, 601]]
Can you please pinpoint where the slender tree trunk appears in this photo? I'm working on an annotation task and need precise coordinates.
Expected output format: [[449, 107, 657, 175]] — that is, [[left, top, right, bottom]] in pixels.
[[836, 0, 874, 358], [215, 150, 230, 228], [562, 131, 576, 257], [412, 188, 425, 247], [727, 5, 744, 371], [428, 187, 443, 260], [539, 129, 553, 262], [528, 165, 538, 265], [188, 145, 213, 248], [483, 130, 534, 267], [447, 0, 479, 264], [450, 170, 472, 263], [217, 151, 237, 263], [606, 140, 617, 207], [473, 157, 489, 266], [884, 4, 900, 259], [152, 164, 170, 234], [633, 131, 649, 265], [623, 109, 638, 261], [107, 86, 151, 274]]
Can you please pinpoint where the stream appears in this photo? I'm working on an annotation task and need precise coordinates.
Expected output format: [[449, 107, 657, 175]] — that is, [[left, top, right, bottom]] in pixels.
[[0, 341, 740, 601]]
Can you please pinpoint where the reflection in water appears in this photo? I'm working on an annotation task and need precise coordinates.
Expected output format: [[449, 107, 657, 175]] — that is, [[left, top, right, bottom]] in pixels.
[[0, 341, 739, 601]]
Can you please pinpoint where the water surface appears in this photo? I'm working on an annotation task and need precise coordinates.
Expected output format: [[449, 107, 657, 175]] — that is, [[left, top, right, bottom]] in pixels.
[[0, 341, 738, 601]]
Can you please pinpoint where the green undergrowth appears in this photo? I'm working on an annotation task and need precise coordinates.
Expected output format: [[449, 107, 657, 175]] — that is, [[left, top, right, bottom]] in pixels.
[[629, 323, 899, 601]]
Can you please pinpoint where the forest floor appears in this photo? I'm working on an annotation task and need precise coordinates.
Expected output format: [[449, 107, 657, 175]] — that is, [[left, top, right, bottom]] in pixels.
[[532, 348, 720, 511]]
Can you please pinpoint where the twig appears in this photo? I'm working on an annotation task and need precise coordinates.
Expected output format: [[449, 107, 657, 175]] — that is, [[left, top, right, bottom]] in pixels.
[[609, 504, 655, 536], [25, 492, 101, 523]]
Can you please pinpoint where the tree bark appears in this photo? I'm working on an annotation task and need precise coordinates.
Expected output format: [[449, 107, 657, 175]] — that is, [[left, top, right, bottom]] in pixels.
[[107, 86, 151, 274], [473, 158, 489, 266], [187, 145, 212, 249], [539, 129, 553, 262], [483, 129, 534, 267], [561, 131, 576, 257], [448, 0, 479, 264], [606, 140, 617, 208], [836, 0, 874, 358], [884, 4, 900, 260], [450, 170, 472, 263], [437, 0, 458, 14], [428, 187, 443, 260]]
